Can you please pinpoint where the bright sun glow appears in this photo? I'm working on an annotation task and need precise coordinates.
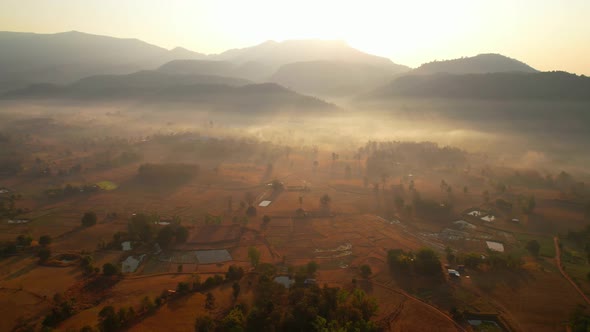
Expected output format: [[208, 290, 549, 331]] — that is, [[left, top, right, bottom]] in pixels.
[[208, 0, 484, 62]]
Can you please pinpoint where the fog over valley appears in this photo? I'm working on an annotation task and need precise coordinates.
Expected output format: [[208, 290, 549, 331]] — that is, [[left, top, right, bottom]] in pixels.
[[1, 3, 590, 331]]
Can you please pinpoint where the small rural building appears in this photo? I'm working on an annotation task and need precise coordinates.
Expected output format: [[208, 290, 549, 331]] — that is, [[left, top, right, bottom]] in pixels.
[[486, 241, 505, 252], [121, 241, 132, 251], [453, 220, 476, 230], [467, 210, 483, 217], [274, 276, 295, 288], [153, 243, 162, 255], [481, 215, 496, 222], [258, 200, 271, 207], [447, 269, 461, 278], [304, 278, 317, 286], [7, 219, 29, 224]]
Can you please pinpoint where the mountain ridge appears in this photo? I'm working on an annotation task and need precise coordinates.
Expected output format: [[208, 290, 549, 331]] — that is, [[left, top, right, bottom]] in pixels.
[[412, 53, 537, 75], [367, 71, 590, 101]]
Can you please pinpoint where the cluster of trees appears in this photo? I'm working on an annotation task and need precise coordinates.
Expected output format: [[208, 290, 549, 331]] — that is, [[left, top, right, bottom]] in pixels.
[[45, 183, 100, 198], [55, 163, 83, 177], [490, 194, 536, 214], [387, 248, 443, 278], [526, 240, 541, 257], [126, 213, 188, 247], [80, 253, 100, 275], [365, 141, 467, 179], [90, 294, 165, 332], [411, 192, 453, 221], [0, 193, 24, 218], [0, 158, 22, 176], [0, 233, 52, 260], [95, 150, 142, 170], [195, 272, 379, 331], [458, 251, 523, 270], [567, 226, 590, 263], [42, 293, 76, 328], [156, 224, 189, 248], [0, 131, 26, 176], [150, 133, 287, 165], [137, 163, 199, 186], [205, 214, 223, 224], [569, 306, 590, 332]]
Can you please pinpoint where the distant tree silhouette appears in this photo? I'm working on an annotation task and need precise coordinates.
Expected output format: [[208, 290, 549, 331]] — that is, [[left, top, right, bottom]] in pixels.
[[360, 264, 372, 278], [526, 240, 541, 257], [81, 211, 97, 227]]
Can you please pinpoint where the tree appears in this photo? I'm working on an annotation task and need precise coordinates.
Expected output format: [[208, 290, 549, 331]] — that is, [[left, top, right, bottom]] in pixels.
[[360, 265, 372, 279], [248, 246, 261, 267], [232, 281, 241, 300], [246, 205, 257, 217], [526, 240, 541, 257], [128, 213, 154, 242], [414, 248, 442, 276], [140, 296, 155, 314], [524, 195, 536, 214], [262, 215, 271, 226], [220, 307, 245, 331], [98, 306, 120, 332], [394, 196, 404, 210], [483, 190, 490, 204], [38, 247, 51, 263], [195, 315, 216, 332], [320, 194, 331, 209], [176, 225, 189, 243], [16, 234, 32, 246], [39, 235, 52, 246], [226, 265, 245, 281], [177, 281, 191, 294], [205, 292, 215, 309], [445, 246, 455, 264], [244, 192, 255, 206], [307, 261, 319, 275], [102, 262, 118, 276], [270, 179, 284, 192], [157, 225, 175, 248], [81, 211, 97, 227]]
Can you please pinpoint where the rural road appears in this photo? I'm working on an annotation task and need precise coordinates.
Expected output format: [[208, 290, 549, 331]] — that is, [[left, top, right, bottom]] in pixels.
[[553, 236, 590, 305]]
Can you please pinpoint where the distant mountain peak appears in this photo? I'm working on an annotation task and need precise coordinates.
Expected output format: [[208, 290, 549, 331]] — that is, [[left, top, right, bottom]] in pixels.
[[213, 38, 400, 68], [414, 53, 537, 75]]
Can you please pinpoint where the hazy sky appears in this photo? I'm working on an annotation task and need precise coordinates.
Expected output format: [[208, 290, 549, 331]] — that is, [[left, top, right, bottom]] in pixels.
[[1, 0, 589, 74]]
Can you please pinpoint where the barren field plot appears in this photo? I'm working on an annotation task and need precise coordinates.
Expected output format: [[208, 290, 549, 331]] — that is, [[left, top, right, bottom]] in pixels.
[[0, 288, 50, 332], [2, 263, 82, 298], [188, 224, 242, 245], [466, 267, 585, 331], [140, 255, 171, 275]]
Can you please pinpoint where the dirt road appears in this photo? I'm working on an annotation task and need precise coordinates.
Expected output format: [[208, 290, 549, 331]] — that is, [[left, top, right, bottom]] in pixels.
[[554, 236, 590, 305]]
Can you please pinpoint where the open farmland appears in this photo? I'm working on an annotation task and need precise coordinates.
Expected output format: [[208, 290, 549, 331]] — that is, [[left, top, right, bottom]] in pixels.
[[0, 108, 589, 332]]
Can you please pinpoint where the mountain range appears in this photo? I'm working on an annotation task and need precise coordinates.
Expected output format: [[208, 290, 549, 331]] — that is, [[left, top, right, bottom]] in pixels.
[[1, 30, 588, 105]]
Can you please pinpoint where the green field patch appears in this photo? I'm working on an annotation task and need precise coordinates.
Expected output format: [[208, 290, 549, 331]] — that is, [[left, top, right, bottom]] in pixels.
[[513, 233, 555, 258], [96, 181, 118, 191]]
